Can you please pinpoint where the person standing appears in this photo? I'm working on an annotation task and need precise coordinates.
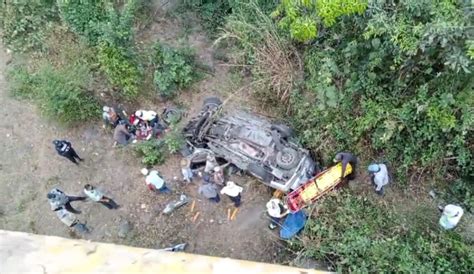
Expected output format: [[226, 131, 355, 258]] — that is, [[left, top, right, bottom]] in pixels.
[[54, 207, 89, 234], [204, 154, 218, 173], [266, 198, 289, 230], [368, 163, 390, 195], [180, 159, 193, 183], [198, 180, 220, 203], [213, 166, 225, 186], [334, 152, 358, 179], [53, 140, 83, 165], [220, 181, 243, 207], [47, 188, 86, 214], [83, 184, 119, 209], [142, 168, 171, 193]]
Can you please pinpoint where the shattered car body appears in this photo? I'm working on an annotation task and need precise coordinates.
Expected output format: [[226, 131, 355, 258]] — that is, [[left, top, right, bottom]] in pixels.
[[183, 97, 317, 192]]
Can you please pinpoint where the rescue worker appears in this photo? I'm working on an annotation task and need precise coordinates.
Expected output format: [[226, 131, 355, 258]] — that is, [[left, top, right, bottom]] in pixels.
[[113, 121, 134, 146], [142, 168, 171, 193], [213, 166, 225, 186], [439, 204, 464, 230], [180, 159, 193, 183], [47, 188, 86, 214], [266, 198, 289, 230], [102, 106, 120, 129], [83, 184, 119, 209], [198, 177, 220, 203], [54, 207, 89, 234], [53, 139, 83, 165], [204, 154, 218, 173], [368, 163, 389, 195], [220, 181, 243, 207], [334, 152, 358, 179]]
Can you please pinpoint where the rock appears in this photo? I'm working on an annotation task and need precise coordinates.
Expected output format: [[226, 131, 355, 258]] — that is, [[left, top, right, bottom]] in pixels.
[[118, 220, 132, 238], [210, 219, 214, 223], [429, 190, 436, 199], [141, 203, 147, 209]]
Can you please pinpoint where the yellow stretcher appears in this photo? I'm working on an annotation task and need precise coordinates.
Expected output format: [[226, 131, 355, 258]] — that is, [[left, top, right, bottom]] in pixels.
[[286, 162, 352, 212]]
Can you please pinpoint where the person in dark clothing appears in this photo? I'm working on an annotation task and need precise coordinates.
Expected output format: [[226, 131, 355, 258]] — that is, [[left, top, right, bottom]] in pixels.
[[53, 140, 83, 164], [47, 188, 86, 214], [334, 152, 358, 180]]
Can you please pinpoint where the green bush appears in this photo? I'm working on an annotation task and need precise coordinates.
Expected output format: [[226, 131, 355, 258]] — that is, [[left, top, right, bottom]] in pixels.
[[134, 139, 165, 166], [0, 1, 58, 52], [56, 0, 105, 45], [163, 128, 185, 154], [152, 43, 197, 98], [8, 64, 100, 125], [98, 42, 142, 99], [288, 0, 473, 180], [298, 192, 474, 272]]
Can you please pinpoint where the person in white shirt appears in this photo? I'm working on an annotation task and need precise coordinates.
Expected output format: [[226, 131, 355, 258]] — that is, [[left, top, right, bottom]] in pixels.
[[266, 198, 289, 229], [220, 181, 243, 207], [368, 163, 389, 195], [83, 184, 119, 209], [142, 168, 171, 193]]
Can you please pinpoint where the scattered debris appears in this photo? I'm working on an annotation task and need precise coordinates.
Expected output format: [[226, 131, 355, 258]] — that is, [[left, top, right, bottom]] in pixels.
[[190, 200, 196, 213], [162, 243, 187, 252], [163, 194, 189, 214], [230, 208, 239, 221], [429, 190, 436, 199], [439, 204, 464, 230], [192, 211, 200, 222]]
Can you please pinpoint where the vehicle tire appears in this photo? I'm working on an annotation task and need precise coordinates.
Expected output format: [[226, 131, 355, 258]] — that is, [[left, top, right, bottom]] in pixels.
[[271, 124, 293, 138], [162, 107, 182, 125], [276, 148, 299, 170], [202, 97, 222, 111], [247, 163, 273, 183]]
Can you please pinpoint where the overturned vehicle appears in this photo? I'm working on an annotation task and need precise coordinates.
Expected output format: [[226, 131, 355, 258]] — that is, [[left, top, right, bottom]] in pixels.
[[183, 97, 318, 192]]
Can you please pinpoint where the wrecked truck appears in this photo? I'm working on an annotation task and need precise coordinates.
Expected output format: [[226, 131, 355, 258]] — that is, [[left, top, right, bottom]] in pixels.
[[182, 97, 318, 192]]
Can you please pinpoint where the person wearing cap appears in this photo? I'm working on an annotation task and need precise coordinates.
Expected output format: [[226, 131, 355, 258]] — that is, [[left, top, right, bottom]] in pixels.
[[83, 184, 119, 209], [334, 152, 358, 179], [53, 139, 83, 165], [198, 177, 220, 203], [180, 159, 193, 183], [54, 207, 89, 234], [213, 166, 225, 186], [142, 168, 171, 193], [220, 181, 243, 207], [266, 198, 289, 230], [204, 154, 218, 173], [47, 188, 86, 214], [367, 163, 389, 195]]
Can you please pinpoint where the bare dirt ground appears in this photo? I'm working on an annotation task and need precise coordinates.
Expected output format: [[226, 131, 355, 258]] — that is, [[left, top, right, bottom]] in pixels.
[[0, 9, 290, 264]]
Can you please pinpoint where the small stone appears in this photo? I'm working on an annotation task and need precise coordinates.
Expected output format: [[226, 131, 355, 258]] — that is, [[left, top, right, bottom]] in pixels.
[[210, 219, 214, 223], [100, 93, 105, 97], [93, 152, 99, 156], [218, 220, 223, 225], [429, 190, 436, 199], [82, 148, 86, 151], [141, 204, 147, 209], [118, 220, 132, 238], [6, 134, 10, 137]]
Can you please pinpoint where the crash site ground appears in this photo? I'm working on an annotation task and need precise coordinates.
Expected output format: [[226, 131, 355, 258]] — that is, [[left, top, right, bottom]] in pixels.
[[0, 8, 295, 264]]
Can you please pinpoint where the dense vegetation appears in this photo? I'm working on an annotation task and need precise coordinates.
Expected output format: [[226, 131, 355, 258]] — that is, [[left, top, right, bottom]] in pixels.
[[1, 0, 472, 272], [189, 0, 473, 272]]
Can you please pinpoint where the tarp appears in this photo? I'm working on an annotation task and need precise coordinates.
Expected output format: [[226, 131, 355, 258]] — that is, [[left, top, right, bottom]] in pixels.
[[280, 211, 307, 239]]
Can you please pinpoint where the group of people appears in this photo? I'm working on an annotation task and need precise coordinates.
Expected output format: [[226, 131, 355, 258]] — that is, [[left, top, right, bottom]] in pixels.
[[102, 105, 168, 146], [47, 185, 119, 233]]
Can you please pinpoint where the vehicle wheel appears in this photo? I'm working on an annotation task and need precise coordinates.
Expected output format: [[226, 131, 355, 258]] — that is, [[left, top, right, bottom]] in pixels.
[[247, 163, 273, 183], [276, 148, 299, 170], [162, 107, 182, 125], [202, 97, 222, 111], [271, 124, 293, 138]]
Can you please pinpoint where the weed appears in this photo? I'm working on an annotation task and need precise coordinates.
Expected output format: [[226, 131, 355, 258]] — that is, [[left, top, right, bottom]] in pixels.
[[151, 42, 198, 98], [7, 63, 100, 126], [134, 140, 166, 166]]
